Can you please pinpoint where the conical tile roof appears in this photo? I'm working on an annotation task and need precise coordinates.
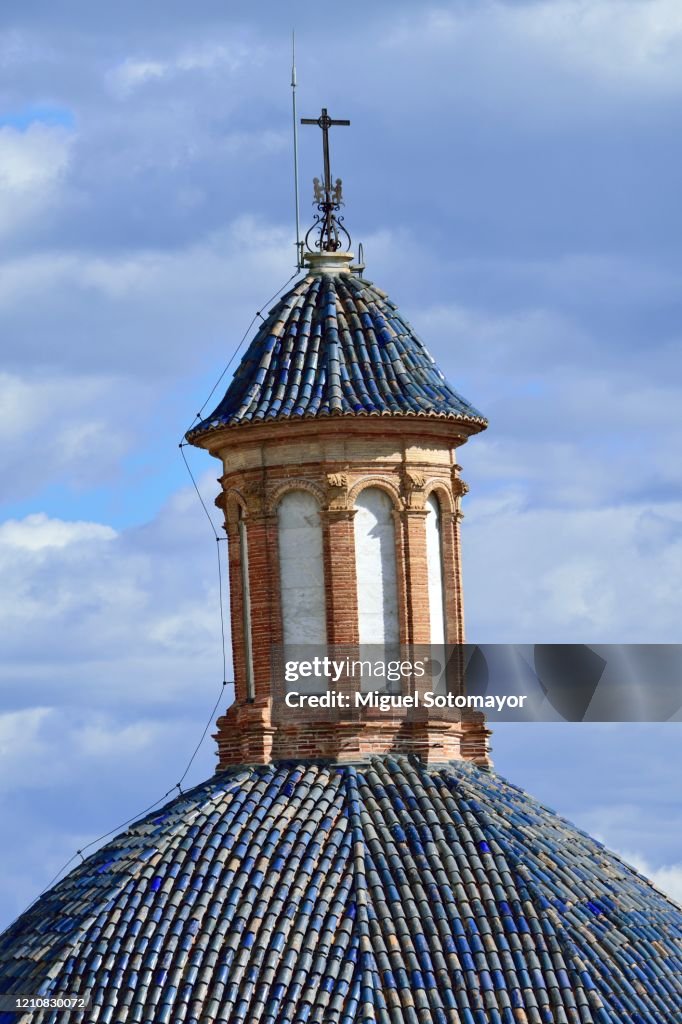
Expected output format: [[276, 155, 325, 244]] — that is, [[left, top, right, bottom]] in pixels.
[[187, 272, 486, 439]]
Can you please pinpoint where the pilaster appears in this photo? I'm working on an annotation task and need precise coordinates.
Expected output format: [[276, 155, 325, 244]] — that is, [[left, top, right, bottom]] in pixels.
[[320, 505, 359, 646]]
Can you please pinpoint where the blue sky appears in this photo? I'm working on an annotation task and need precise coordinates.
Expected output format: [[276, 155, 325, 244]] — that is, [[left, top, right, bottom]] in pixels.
[[1, 0, 681, 927]]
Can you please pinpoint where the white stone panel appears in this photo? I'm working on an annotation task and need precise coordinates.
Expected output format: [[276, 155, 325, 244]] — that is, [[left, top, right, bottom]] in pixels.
[[354, 487, 400, 645], [277, 491, 327, 644], [426, 492, 446, 645]]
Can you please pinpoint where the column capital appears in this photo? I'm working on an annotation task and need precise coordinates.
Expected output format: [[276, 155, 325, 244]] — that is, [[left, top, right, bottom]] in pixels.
[[320, 507, 357, 522], [246, 509, 278, 525]]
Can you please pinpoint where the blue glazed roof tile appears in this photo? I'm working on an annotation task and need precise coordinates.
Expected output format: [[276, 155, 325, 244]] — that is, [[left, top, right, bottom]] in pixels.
[[0, 757, 680, 1023], [187, 272, 486, 440]]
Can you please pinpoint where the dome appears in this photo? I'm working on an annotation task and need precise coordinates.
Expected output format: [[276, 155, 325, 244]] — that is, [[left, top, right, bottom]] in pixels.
[[1, 755, 679, 1024], [187, 266, 486, 439]]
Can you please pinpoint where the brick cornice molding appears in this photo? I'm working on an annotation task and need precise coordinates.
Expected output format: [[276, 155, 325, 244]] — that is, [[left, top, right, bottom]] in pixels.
[[191, 414, 479, 458]]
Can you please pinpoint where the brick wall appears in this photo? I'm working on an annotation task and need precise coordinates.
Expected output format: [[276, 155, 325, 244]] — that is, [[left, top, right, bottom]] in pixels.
[[191, 416, 491, 768]]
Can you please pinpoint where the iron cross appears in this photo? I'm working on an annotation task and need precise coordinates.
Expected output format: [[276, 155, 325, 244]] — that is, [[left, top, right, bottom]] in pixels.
[[301, 108, 350, 195]]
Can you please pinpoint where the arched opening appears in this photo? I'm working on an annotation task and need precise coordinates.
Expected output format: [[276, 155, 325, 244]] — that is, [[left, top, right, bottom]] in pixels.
[[353, 487, 399, 645], [277, 490, 327, 644], [425, 491, 447, 645]]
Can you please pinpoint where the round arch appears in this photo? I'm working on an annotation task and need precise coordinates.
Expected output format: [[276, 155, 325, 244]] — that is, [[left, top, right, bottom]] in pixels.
[[348, 475, 402, 511], [267, 478, 327, 514], [423, 479, 455, 514]]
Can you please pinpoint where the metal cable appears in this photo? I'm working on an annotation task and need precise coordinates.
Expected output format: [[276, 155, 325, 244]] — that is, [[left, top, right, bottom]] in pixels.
[[22, 268, 303, 912]]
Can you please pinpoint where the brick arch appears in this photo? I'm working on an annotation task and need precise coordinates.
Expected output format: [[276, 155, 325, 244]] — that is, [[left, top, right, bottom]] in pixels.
[[423, 480, 455, 514], [223, 487, 249, 527], [266, 479, 327, 513], [348, 476, 403, 510]]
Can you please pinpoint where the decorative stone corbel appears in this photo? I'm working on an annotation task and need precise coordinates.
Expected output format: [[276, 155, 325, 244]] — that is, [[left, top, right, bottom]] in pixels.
[[213, 490, 231, 533], [240, 478, 268, 517], [402, 468, 427, 509], [325, 472, 350, 510], [451, 474, 469, 521]]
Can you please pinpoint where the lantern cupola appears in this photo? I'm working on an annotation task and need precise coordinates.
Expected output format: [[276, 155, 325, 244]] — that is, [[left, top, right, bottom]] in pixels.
[[187, 108, 488, 767]]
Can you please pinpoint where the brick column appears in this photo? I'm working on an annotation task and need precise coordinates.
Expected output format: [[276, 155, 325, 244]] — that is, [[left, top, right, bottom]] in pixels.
[[320, 509, 359, 645], [400, 509, 431, 644], [450, 510, 466, 645], [447, 502, 492, 767], [225, 520, 247, 698], [245, 510, 282, 698], [320, 507, 363, 760], [215, 507, 280, 768], [440, 510, 462, 646]]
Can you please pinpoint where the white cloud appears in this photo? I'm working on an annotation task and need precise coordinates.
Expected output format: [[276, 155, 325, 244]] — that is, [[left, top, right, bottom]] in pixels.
[[617, 851, 682, 904], [108, 41, 262, 97], [0, 124, 70, 190], [222, 129, 287, 156], [0, 707, 163, 790], [464, 496, 682, 642], [73, 715, 167, 758], [0, 513, 115, 551], [513, 0, 682, 92], [111, 58, 166, 93], [408, 272, 682, 511], [0, 217, 294, 377], [0, 215, 297, 503], [386, 1, 682, 94], [0, 371, 145, 500], [0, 124, 72, 237], [0, 707, 51, 776], [0, 484, 225, 702], [0, 217, 290, 306], [419, 301, 583, 377], [0, 493, 224, 916]]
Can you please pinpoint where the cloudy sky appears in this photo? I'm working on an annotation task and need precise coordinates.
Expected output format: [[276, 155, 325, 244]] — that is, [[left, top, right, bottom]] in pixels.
[[1, 0, 681, 927]]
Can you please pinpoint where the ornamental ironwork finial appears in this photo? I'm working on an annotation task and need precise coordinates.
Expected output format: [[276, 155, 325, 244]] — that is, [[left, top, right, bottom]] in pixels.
[[301, 107, 351, 253]]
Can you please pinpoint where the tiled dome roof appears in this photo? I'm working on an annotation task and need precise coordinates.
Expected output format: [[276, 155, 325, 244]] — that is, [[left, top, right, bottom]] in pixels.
[[1, 756, 679, 1024], [187, 271, 486, 439]]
